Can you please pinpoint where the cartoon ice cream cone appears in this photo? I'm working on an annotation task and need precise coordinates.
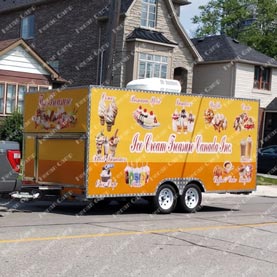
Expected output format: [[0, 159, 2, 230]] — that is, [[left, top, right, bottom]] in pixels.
[[98, 95, 106, 126], [110, 99, 118, 125], [106, 106, 114, 132], [96, 131, 105, 156], [109, 129, 119, 156]]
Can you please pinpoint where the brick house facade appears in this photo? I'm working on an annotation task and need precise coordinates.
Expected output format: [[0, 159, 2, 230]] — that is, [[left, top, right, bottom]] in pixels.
[[0, 0, 201, 92]]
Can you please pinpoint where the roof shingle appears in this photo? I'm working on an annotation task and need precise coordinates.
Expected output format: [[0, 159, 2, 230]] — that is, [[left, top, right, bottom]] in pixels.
[[192, 35, 277, 66], [266, 97, 277, 111], [0, 38, 20, 52], [126, 27, 177, 45]]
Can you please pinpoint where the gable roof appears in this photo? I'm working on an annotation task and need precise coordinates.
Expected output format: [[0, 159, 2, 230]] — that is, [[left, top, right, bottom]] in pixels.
[[266, 97, 277, 111], [0, 38, 66, 82], [192, 35, 277, 67], [126, 28, 177, 46]]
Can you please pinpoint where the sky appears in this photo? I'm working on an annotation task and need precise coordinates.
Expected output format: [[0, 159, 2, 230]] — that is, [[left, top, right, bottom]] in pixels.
[[180, 0, 209, 38]]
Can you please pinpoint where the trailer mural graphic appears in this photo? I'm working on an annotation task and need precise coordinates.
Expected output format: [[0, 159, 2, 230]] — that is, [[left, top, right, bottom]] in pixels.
[[20, 85, 259, 213], [87, 88, 258, 197]]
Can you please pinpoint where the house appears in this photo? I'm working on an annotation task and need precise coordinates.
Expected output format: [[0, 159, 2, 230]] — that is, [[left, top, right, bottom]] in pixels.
[[192, 35, 277, 146], [0, 0, 202, 92], [0, 38, 65, 119]]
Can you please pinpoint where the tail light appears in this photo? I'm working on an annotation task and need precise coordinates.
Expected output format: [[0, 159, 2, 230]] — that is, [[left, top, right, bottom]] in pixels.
[[7, 150, 21, 172]]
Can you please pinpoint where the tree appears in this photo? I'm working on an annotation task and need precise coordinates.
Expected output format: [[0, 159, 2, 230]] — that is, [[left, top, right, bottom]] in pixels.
[[0, 111, 23, 149], [192, 0, 277, 58]]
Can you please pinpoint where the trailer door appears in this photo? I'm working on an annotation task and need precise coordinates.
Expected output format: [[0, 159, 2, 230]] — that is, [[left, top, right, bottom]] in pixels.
[[24, 135, 86, 188]]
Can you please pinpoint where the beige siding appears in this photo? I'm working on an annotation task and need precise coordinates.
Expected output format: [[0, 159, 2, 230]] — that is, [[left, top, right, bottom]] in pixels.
[[235, 63, 277, 108], [192, 63, 234, 97], [0, 46, 49, 75], [120, 0, 196, 92], [271, 69, 277, 98]]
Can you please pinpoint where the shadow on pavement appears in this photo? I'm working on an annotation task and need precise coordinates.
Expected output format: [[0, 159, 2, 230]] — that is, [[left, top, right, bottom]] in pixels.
[[0, 198, 237, 216]]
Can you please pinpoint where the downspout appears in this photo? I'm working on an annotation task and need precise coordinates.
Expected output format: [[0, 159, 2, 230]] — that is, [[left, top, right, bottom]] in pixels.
[[261, 111, 266, 147], [230, 62, 236, 97], [100, 47, 104, 85], [105, 0, 121, 85], [96, 24, 102, 85]]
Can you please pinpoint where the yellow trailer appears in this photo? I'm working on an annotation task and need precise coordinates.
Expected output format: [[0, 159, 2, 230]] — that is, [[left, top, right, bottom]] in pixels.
[[13, 85, 259, 213]]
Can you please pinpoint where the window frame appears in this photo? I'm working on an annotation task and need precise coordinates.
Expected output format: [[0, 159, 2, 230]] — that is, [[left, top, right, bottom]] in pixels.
[[18, 85, 27, 113], [0, 83, 5, 114], [39, 86, 50, 92], [0, 82, 49, 116], [138, 53, 168, 79], [5, 83, 17, 114], [140, 0, 157, 29], [21, 14, 35, 39], [254, 66, 271, 91], [28, 85, 39, 92]]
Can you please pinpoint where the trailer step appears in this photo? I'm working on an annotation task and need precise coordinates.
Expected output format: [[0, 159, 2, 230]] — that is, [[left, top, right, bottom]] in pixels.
[[10, 191, 41, 200]]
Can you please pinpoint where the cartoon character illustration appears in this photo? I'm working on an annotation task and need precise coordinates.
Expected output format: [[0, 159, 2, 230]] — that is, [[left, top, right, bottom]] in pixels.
[[96, 164, 117, 188]]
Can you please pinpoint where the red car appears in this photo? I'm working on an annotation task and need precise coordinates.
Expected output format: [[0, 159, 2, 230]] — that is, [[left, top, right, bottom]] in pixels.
[[0, 141, 21, 194]]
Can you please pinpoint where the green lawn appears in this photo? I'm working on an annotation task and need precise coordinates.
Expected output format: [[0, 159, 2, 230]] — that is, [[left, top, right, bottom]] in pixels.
[[257, 175, 277, 186]]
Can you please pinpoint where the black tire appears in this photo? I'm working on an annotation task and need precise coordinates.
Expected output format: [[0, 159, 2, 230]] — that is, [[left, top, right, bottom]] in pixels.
[[178, 183, 202, 213], [153, 184, 177, 214]]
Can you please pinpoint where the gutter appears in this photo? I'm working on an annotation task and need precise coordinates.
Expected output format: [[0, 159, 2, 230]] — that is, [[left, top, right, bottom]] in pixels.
[[126, 38, 177, 48], [195, 59, 277, 68]]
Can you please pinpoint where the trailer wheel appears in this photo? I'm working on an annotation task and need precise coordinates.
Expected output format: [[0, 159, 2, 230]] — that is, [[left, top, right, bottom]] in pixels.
[[153, 184, 177, 214], [179, 183, 202, 213]]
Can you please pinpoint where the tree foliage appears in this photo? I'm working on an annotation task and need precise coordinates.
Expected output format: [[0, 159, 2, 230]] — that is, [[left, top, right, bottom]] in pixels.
[[0, 111, 23, 149], [192, 0, 277, 58]]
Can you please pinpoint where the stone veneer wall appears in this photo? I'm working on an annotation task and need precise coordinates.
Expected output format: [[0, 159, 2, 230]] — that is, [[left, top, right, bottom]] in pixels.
[[120, 0, 196, 92]]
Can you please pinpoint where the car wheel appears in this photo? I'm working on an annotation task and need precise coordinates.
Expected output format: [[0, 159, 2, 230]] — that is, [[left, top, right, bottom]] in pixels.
[[178, 183, 202, 213], [153, 184, 177, 214]]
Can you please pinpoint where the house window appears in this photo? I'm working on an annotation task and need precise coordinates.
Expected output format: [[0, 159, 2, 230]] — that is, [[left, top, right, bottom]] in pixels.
[[28, 85, 38, 92], [21, 15, 35, 39], [138, 53, 167, 79], [18, 85, 27, 113], [39, 86, 49, 92], [0, 84, 4, 114], [0, 83, 49, 116], [254, 66, 271, 90], [6, 84, 16, 114], [141, 0, 157, 28]]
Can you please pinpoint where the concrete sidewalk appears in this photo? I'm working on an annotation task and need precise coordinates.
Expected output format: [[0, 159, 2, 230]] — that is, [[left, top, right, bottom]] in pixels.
[[252, 185, 277, 197], [204, 185, 277, 198]]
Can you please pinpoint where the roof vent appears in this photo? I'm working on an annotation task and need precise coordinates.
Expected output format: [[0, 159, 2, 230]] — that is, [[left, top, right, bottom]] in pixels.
[[232, 39, 239, 43]]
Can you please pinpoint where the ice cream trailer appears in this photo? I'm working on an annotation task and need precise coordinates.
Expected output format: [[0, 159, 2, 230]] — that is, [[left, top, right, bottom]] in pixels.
[[12, 85, 259, 213]]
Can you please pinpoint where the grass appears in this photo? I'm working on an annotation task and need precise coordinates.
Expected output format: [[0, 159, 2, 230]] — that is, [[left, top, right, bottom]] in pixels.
[[257, 175, 277, 186]]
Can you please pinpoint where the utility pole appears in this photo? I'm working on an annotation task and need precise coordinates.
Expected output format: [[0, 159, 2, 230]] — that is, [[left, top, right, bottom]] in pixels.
[[105, 0, 121, 86]]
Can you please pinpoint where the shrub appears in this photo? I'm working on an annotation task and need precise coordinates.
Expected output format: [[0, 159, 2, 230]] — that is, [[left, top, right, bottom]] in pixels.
[[0, 111, 23, 149]]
